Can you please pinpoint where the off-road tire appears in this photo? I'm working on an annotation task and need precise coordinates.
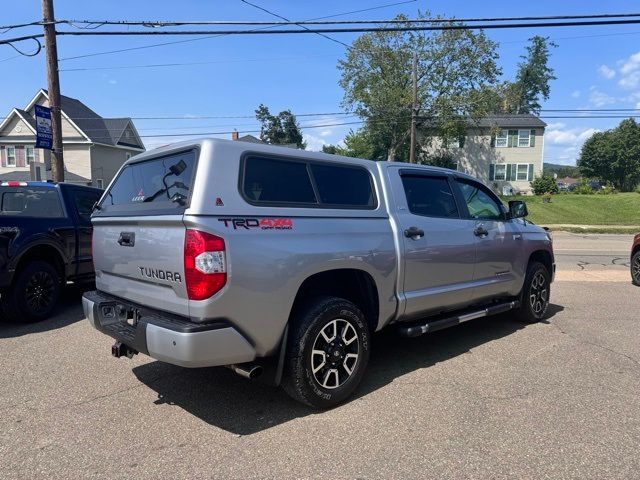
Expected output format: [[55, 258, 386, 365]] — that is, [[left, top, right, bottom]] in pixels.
[[282, 296, 370, 409], [631, 251, 640, 286], [0, 261, 61, 323], [515, 261, 551, 323]]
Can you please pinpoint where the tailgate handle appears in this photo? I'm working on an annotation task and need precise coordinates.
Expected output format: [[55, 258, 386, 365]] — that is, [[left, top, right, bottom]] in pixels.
[[117, 232, 135, 247]]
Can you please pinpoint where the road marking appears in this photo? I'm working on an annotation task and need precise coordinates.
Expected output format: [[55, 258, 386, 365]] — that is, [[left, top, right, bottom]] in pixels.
[[555, 270, 631, 282]]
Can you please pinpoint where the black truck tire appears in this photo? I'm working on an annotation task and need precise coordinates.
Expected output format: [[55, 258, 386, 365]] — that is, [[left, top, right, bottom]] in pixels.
[[515, 261, 551, 323], [1, 261, 61, 322], [282, 296, 370, 409]]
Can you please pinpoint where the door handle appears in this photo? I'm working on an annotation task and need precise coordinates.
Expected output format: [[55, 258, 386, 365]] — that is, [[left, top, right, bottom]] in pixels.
[[117, 232, 135, 247], [473, 226, 489, 237], [404, 226, 424, 239]]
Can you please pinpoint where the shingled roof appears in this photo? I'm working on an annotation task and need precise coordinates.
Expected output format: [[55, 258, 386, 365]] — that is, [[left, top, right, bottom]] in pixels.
[[0, 89, 144, 150]]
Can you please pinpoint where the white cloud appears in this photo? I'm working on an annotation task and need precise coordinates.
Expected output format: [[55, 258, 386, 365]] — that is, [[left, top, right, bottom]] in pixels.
[[617, 51, 640, 90], [619, 51, 640, 75], [570, 90, 581, 98], [598, 65, 616, 79], [108, 79, 117, 85], [303, 133, 327, 151], [588, 87, 615, 107], [545, 125, 599, 147]]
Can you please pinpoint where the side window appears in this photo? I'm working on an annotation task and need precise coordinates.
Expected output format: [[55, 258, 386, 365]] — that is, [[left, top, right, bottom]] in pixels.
[[457, 181, 503, 220], [310, 163, 375, 208], [73, 190, 102, 220], [401, 175, 459, 219], [243, 156, 316, 205]]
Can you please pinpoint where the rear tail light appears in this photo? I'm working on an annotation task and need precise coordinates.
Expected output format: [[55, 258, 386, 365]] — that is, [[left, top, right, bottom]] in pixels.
[[184, 229, 226, 300]]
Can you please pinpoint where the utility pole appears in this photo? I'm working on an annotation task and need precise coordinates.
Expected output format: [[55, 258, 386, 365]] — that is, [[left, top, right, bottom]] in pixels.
[[42, 0, 64, 182], [409, 50, 418, 164]]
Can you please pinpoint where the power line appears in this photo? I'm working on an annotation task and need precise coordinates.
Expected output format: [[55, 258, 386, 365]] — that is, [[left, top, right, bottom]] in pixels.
[[238, 0, 350, 48], [53, 12, 640, 27], [57, 0, 417, 61], [50, 19, 640, 38], [57, 53, 338, 72]]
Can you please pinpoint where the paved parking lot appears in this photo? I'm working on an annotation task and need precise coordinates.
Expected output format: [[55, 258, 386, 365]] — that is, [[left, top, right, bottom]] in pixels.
[[1, 233, 638, 479]]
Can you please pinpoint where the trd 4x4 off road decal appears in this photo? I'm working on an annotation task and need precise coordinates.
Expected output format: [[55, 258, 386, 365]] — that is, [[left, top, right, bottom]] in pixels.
[[218, 218, 293, 230]]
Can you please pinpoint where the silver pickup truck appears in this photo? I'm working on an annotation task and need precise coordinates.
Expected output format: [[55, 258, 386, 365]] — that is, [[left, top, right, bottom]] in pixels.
[[83, 138, 555, 408]]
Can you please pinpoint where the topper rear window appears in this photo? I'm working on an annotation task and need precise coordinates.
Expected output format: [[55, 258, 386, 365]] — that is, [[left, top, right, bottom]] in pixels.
[[96, 150, 196, 216]]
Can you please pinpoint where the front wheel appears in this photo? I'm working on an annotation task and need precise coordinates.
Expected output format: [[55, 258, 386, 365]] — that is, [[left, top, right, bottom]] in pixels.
[[631, 251, 640, 286], [515, 261, 551, 323], [282, 296, 370, 409]]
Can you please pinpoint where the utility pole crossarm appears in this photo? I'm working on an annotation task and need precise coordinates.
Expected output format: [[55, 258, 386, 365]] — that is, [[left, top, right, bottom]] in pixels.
[[42, 0, 64, 182]]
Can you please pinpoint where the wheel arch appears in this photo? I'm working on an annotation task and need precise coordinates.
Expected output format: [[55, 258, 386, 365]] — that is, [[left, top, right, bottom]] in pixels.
[[288, 268, 380, 335], [12, 243, 66, 281], [528, 249, 553, 277]]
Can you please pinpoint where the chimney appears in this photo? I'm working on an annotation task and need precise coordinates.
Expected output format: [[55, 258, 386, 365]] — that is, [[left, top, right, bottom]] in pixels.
[[231, 130, 239, 141]]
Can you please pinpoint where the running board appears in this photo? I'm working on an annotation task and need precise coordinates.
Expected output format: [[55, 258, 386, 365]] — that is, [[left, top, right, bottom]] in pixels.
[[397, 300, 520, 338]]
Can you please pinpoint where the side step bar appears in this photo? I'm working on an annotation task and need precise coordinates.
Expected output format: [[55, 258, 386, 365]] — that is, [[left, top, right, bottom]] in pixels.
[[397, 300, 520, 338]]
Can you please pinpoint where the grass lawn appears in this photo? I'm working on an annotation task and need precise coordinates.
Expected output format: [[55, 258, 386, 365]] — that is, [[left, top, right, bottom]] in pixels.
[[501, 192, 640, 226]]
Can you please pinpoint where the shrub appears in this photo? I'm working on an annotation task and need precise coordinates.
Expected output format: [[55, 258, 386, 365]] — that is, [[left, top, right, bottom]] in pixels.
[[574, 178, 593, 194], [531, 175, 559, 195], [597, 184, 616, 195]]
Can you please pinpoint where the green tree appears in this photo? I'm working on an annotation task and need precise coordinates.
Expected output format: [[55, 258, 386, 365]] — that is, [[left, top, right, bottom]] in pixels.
[[530, 174, 559, 195], [255, 104, 306, 149], [419, 152, 456, 170], [506, 36, 557, 114], [337, 13, 501, 161], [322, 128, 386, 160], [578, 118, 640, 191]]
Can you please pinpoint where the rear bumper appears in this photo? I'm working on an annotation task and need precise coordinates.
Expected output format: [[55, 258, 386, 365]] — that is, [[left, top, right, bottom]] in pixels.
[[82, 290, 256, 368]]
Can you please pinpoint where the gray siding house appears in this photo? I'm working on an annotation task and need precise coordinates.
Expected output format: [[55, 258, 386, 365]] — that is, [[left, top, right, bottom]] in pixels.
[[424, 114, 546, 195], [0, 89, 144, 187]]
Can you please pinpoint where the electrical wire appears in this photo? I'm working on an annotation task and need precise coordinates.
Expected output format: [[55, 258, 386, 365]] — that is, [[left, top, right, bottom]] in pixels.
[[51, 19, 640, 37], [57, 0, 418, 61], [55, 12, 640, 27], [238, 0, 350, 48]]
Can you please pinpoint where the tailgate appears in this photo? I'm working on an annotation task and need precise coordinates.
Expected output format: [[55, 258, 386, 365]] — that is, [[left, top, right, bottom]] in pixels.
[[91, 148, 198, 318], [92, 216, 189, 317]]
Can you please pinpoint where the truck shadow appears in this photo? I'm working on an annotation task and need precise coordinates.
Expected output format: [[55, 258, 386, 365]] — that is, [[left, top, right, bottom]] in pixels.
[[132, 303, 564, 436], [0, 284, 89, 338]]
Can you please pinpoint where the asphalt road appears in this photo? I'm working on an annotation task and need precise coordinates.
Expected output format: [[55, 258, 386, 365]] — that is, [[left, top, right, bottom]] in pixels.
[[1, 233, 638, 479]]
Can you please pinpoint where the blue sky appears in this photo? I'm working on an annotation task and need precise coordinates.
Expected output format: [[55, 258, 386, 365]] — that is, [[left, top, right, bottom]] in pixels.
[[2, 0, 640, 165]]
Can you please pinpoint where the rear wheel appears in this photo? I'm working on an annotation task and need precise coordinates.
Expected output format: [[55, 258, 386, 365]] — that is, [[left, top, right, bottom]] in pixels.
[[282, 296, 370, 409], [632, 251, 640, 286], [0, 261, 61, 322], [515, 261, 550, 323]]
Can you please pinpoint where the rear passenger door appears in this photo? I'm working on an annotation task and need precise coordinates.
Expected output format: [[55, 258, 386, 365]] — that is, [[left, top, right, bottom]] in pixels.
[[67, 188, 102, 277], [391, 169, 477, 319], [452, 178, 521, 302]]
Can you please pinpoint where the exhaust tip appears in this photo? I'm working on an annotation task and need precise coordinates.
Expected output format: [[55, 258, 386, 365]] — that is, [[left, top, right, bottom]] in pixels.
[[228, 363, 263, 380]]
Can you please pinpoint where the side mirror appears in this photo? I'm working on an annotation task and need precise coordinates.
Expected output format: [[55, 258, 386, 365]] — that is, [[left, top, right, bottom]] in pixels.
[[508, 200, 528, 219]]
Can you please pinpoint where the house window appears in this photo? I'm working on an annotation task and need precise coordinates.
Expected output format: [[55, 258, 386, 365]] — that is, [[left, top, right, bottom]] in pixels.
[[6, 146, 16, 167], [495, 130, 508, 148], [518, 129, 531, 147], [125, 153, 131, 160], [95, 179, 104, 189], [26, 146, 35, 165], [517, 163, 529, 181], [493, 164, 507, 181], [446, 137, 461, 149]]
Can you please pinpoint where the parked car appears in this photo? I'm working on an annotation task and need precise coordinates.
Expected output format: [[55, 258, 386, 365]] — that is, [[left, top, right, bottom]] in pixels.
[[632, 233, 640, 286], [83, 139, 555, 408], [0, 181, 103, 322]]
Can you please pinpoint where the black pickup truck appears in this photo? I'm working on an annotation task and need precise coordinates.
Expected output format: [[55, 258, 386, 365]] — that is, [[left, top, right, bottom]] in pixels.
[[0, 181, 102, 322]]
